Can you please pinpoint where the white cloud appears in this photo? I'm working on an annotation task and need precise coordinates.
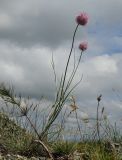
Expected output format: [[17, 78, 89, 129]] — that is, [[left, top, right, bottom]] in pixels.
[[0, 61, 24, 82], [81, 55, 118, 76], [92, 55, 117, 74]]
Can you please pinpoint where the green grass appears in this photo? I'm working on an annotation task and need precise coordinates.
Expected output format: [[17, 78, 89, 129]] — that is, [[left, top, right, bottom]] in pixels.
[[0, 112, 33, 154], [51, 140, 76, 156], [76, 142, 120, 160], [51, 141, 122, 160], [0, 112, 122, 160]]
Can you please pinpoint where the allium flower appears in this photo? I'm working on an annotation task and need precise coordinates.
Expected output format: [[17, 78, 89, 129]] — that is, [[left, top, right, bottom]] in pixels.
[[76, 12, 89, 26], [79, 42, 88, 51]]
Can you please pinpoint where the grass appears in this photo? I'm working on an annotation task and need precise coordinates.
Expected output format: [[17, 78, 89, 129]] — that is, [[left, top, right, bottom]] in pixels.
[[0, 112, 33, 154], [0, 112, 53, 158], [0, 112, 122, 160], [51, 141, 76, 156]]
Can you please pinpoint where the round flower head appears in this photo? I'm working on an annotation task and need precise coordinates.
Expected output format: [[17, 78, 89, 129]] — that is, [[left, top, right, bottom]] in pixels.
[[79, 42, 88, 51], [76, 13, 89, 26]]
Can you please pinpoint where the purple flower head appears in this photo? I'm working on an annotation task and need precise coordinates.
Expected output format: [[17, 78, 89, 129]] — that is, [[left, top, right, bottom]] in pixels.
[[79, 42, 88, 51], [76, 12, 89, 26]]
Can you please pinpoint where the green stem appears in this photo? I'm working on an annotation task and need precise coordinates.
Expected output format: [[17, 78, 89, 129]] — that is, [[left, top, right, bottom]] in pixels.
[[64, 51, 83, 94], [60, 24, 79, 98], [96, 101, 100, 142]]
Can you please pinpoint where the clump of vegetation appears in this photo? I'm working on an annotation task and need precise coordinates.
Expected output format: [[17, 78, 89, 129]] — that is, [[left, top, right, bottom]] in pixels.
[[0, 112, 33, 154], [0, 112, 122, 160], [51, 141, 76, 157], [0, 112, 53, 159]]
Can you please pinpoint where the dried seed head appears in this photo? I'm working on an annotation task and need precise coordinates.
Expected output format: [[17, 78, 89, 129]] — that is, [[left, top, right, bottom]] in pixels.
[[97, 94, 102, 102]]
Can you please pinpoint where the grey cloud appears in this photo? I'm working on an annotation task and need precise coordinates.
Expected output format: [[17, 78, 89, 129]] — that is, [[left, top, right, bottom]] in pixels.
[[0, 0, 122, 48], [0, 0, 77, 48], [0, 42, 56, 99]]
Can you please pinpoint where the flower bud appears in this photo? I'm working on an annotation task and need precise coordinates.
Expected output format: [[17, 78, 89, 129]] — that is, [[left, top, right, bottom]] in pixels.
[[79, 42, 88, 51]]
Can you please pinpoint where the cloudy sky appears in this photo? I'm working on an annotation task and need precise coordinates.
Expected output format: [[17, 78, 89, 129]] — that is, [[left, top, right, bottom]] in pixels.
[[0, 0, 122, 131]]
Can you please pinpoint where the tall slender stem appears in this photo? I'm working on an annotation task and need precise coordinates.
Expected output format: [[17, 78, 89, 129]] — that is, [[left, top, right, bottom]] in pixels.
[[60, 24, 79, 98], [64, 51, 83, 94], [96, 101, 100, 142], [26, 115, 40, 139]]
